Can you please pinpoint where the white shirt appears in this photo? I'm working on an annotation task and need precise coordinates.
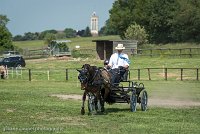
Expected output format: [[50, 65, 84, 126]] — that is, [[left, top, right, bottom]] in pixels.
[[108, 53, 129, 69]]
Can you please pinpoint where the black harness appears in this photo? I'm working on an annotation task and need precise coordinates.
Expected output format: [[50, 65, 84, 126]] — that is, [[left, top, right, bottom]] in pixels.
[[78, 66, 103, 87]]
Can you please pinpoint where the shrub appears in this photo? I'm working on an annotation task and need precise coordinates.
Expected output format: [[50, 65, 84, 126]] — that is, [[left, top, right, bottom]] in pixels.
[[124, 22, 148, 45]]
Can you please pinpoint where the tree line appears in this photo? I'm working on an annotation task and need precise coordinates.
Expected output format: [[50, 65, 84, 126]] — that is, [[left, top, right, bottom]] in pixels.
[[101, 0, 200, 43], [13, 27, 92, 41]]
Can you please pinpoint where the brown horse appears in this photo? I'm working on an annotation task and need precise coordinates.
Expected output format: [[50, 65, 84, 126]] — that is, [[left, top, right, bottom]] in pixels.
[[77, 64, 111, 115], [0, 65, 7, 79]]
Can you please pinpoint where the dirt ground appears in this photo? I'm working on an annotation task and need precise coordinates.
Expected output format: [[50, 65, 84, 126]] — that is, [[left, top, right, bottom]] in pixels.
[[50, 94, 200, 108]]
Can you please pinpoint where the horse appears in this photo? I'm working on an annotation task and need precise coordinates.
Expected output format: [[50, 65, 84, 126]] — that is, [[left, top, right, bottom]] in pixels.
[[77, 64, 111, 115], [0, 65, 7, 79]]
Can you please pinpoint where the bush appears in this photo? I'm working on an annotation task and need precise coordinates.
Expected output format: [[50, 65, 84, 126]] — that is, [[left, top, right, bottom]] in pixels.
[[124, 22, 148, 45]]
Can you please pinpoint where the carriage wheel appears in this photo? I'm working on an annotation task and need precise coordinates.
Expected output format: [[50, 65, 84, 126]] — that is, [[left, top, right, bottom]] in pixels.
[[140, 90, 148, 111], [87, 94, 97, 115], [130, 89, 137, 112]]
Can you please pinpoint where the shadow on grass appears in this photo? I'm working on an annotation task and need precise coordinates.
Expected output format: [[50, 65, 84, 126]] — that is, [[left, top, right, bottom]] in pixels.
[[86, 108, 131, 116], [105, 108, 131, 114]]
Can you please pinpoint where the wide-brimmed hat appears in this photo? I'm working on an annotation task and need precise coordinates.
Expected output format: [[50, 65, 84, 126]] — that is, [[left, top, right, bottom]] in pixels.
[[115, 43, 125, 50]]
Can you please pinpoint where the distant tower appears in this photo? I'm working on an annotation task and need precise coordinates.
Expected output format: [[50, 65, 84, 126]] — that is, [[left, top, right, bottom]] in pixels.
[[90, 12, 99, 36]]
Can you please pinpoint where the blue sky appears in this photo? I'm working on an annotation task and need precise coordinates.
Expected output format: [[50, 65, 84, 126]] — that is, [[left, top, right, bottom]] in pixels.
[[0, 0, 115, 36]]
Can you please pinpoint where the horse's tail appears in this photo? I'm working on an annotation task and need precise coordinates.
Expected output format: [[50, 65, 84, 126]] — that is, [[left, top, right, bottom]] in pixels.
[[104, 91, 116, 104], [101, 87, 115, 104]]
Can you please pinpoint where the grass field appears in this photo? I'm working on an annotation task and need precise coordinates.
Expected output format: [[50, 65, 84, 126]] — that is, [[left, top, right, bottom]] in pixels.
[[1, 36, 199, 133], [0, 80, 200, 134], [1, 57, 200, 134]]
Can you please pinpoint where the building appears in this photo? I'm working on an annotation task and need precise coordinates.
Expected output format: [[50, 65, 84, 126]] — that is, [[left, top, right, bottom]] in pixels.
[[90, 12, 99, 36], [93, 40, 138, 60]]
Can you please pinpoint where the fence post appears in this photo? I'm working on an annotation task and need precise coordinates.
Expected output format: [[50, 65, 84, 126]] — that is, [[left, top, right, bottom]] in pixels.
[[150, 49, 153, 57], [12, 67, 14, 78], [47, 70, 50, 81], [29, 69, 31, 81], [181, 68, 183, 81], [66, 69, 68, 80], [138, 69, 140, 80], [197, 68, 199, 81], [148, 68, 151, 80], [189, 48, 192, 58], [165, 68, 167, 80]]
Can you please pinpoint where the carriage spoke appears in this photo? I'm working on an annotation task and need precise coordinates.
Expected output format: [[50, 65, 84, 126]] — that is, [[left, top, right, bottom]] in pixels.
[[141, 90, 148, 111], [130, 89, 137, 112]]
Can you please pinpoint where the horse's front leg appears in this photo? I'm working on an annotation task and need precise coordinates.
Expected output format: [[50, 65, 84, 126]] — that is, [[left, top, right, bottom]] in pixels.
[[96, 91, 103, 113], [81, 91, 87, 115]]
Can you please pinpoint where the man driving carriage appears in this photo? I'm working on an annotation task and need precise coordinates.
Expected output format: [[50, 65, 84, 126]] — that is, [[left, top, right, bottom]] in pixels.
[[106, 43, 130, 86]]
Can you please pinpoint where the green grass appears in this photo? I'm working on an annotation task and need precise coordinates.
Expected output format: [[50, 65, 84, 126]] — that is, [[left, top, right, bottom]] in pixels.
[[0, 80, 200, 134], [13, 40, 46, 49]]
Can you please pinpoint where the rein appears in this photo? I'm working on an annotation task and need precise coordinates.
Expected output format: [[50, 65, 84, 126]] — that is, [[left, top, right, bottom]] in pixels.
[[87, 69, 101, 86]]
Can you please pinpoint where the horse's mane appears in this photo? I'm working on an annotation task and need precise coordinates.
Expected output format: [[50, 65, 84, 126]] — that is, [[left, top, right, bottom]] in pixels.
[[82, 64, 95, 75]]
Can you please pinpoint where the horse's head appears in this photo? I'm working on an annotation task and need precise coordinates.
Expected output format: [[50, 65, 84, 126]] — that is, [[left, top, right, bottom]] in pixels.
[[77, 64, 92, 89]]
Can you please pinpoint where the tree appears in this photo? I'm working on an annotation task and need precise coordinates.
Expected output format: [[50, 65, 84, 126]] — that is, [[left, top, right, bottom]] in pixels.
[[76, 30, 85, 37], [108, 0, 180, 43], [124, 22, 148, 45], [23, 32, 38, 40], [83, 26, 92, 37], [57, 42, 69, 52], [109, 0, 133, 39], [44, 33, 56, 45], [56, 32, 66, 39], [64, 28, 76, 38], [99, 19, 118, 36], [171, 0, 200, 42], [13, 35, 23, 41], [0, 15, 9, 27], [146, 0, 179, 43], [0, 15, 13, 50], [39, 29, 57, 40]]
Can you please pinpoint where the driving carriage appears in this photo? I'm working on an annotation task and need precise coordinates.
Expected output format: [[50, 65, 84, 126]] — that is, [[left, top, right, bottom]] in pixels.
[[77, 64, 148, 115]]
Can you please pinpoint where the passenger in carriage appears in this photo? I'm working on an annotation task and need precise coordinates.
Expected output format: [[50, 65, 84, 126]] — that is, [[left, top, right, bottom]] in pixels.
[[103, 59, 109, 69], [106, 43, 130, 85]]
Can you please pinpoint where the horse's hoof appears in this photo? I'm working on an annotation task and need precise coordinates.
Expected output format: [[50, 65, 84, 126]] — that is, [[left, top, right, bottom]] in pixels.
[[81, 109, 85, 115]]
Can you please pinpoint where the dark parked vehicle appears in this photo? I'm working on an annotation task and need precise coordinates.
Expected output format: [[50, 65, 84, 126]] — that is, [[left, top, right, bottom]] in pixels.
[[0, 56, 26, 68]]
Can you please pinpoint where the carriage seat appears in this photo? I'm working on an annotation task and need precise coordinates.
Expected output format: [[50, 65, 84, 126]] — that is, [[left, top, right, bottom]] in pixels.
[[109, 67, 129, 86], [120, 69, 129, 82]]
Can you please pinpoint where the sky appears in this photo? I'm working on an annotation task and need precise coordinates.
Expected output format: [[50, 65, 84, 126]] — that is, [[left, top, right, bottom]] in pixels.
[[0, 0, 115, 36]]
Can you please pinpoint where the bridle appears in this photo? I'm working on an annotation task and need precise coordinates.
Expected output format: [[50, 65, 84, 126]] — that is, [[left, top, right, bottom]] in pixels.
[[77, 65, 101, 86], [78, 68, 89, 84]]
